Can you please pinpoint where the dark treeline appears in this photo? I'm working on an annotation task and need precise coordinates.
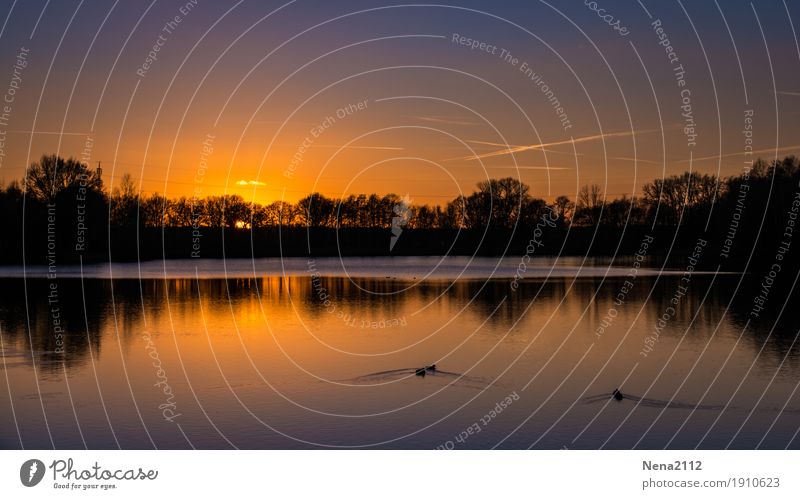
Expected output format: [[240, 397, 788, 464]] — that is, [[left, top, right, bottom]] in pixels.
[[1, 153, 799, 270]]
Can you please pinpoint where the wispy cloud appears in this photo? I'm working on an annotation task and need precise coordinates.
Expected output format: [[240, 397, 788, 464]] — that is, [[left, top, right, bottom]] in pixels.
[[313, 144, 404, 150], [254, 120, 319, 126], [450, 130, 653, 161], [236, 180, 267, 186], [679, 145, 800, 163], [8, 130, 89, 135], [414, 115, 479, 126], [446, 164, 570, 170]]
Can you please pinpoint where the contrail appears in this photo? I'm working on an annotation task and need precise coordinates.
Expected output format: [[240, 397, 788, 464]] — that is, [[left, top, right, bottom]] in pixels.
[[679, 145, 800, 163], [467, 140, 577, 156], [612, 156, 663, 165], [449, 129, 653, 161]]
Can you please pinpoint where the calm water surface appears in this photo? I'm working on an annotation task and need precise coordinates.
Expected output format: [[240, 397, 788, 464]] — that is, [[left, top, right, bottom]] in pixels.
[[0, 257, 798, 449]]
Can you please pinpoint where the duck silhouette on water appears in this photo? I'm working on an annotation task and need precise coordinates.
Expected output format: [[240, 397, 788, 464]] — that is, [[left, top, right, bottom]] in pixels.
[[583, 388, 724, 410], [346, 364, 492, 389]]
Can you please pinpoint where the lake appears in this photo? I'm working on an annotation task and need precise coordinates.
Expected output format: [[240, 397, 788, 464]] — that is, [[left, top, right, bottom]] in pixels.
[[1, 256, 798, 449]]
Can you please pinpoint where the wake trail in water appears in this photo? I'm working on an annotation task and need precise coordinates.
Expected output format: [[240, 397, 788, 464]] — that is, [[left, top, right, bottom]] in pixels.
[[344, 368, 495, 389], [583, 392, 724, 410]]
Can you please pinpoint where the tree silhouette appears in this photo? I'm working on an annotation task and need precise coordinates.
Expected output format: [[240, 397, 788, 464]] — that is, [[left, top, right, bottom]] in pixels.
[[642, 172, 719, 225], [5, 152, 800, 269], [25, 154, 103, 203], [109, 173, 139, 228], [574, 184, 603, 226]]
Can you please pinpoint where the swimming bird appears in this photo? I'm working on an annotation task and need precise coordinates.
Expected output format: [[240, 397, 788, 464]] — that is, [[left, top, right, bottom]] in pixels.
[[612, 389, 624, 401]]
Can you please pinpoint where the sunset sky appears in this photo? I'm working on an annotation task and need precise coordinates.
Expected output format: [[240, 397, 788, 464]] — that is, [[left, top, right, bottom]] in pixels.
[[0, 0, 798, 205]]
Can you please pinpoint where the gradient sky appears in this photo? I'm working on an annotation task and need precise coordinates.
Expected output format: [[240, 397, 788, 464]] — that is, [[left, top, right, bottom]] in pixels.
[[0, 0, 798, 205]]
